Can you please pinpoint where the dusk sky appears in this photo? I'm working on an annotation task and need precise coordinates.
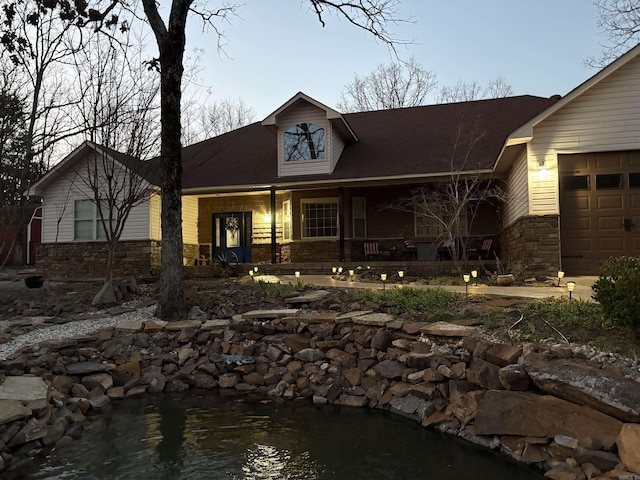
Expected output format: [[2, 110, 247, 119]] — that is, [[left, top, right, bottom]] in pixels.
[[180, 1, 608, 118]]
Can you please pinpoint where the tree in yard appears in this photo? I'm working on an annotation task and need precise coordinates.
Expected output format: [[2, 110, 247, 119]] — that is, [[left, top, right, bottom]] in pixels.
[[70, 32, 160, 303], [337, 56, 437, 112], [196, 97, 257, 140], [2, 0, 405, 320], [387, 116, 505, 275]]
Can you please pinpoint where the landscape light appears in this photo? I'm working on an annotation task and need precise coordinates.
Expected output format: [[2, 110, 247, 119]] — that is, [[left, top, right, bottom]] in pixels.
[[463, 274, 470, 297], [349, 269, 354, 281], [332, 266, 337, 274], [398, 270, 404, 278], [557, 271, 564, 287], [380, 273, 387, 290], [567, 281, 576, 301], [471, 270, 478, 286], [338, 267, 343, 274]]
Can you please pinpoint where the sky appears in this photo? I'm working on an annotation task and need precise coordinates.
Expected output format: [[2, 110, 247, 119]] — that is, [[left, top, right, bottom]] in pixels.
[[180, 0, 607, 118]]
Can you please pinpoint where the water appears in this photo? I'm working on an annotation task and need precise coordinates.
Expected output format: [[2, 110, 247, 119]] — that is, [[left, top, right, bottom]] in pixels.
[[19, 391, 544, 480]]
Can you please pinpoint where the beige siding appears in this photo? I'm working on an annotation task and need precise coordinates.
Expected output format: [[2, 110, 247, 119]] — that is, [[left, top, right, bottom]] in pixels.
[[182, 195, 199, 245], [277, 103, 332, 176], [528, 55, 640, 215], [331, 125, 345, 171], [503, 151, 529, 228], [41, 155, 152, 243], [149, 191, 161, 240]]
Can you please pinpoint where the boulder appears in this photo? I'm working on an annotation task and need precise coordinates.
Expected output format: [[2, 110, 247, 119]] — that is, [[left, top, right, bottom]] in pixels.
[[525, 359, 640, 422], [466, 357, 502, 390], [420, 321, 477, 337], [618, 423, 640, 474], [473, 390, 622, 450], [373, 360, 406, 380], [353, 313, 396, 327], [485, 343, 522, 367], [498, 364, 530, 391], [0, 400, 31, 425]]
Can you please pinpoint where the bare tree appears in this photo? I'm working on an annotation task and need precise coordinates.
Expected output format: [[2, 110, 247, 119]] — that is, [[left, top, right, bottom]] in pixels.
[[70, 33, 160, 302], [588, 0, 640, 67], [337, 56, 437, 112], [388, 116, 505, 275], [2, 0, 406, 320], [436, 77, 514, 104], [196, 97, 257, 140]]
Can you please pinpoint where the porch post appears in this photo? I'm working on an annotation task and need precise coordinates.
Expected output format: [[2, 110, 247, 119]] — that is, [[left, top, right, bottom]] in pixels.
[[270, 187, 277, 264], [339, 187, 345, 262]]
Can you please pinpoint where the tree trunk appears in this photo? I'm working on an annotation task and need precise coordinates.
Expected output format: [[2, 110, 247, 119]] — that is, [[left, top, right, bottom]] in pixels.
[[157, 29, 187, 321]]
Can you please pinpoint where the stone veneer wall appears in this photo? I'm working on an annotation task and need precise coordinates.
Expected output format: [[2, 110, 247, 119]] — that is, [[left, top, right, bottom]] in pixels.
[[500, 215, 560, 278], [34, 241, 208, 279]]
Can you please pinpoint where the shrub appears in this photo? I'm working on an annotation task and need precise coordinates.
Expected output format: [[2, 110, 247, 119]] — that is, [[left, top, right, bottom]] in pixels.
[[592, 256, 640, 329], [524, 297, 606, 329], [355, 287, 461, 313]]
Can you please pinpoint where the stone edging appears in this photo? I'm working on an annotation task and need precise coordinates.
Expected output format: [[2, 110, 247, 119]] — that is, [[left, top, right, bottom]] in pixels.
[[1, 305, 639, 479]]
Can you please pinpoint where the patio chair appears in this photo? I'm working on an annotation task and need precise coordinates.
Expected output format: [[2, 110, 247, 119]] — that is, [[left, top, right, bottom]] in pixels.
[[364, 240, 380, 260]]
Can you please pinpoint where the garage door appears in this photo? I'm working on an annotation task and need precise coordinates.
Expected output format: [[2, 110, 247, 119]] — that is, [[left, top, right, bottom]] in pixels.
[[559, 151, 640, 275]]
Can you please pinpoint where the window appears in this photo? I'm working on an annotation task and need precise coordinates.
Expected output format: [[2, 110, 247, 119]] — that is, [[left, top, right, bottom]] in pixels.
[[562, 175, 590, 191], [282, 200, 292, 241], [74, 199, 109, 240], [415, 204, 468, 237], [284, 123, 325, 162], [596, 173, 623, 189], [629, 173, 640, 189], [352, 197, 366, 238], [301, 198, 338, 238]]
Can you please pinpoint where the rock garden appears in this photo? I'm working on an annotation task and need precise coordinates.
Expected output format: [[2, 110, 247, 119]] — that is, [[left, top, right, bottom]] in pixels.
[[0, 276, 639, 480]]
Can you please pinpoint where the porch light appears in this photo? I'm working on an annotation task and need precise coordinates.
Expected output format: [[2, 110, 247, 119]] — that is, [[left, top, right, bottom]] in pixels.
[[380, 273, 387, 290], [463, 274, 470, 297], [557, 270, 564, 287], [264, 213, 272, 223], [567, 281, 576, 301], [332, 266, 337, 274], [471, 270, 478, 286]]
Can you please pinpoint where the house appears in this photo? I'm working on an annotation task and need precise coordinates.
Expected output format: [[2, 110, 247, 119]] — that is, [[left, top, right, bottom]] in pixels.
[[27, 44, 640, 278]]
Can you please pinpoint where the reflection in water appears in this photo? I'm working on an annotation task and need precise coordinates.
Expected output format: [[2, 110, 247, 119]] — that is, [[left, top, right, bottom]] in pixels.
[[20, 391, 544, 480]]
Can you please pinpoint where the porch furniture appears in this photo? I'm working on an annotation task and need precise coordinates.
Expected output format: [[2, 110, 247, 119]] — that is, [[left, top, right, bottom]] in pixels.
[[403, 240, 417, 260], [467, 238, 494, 259], [416, 242, 439, 261], [364, 240, 380, 260]]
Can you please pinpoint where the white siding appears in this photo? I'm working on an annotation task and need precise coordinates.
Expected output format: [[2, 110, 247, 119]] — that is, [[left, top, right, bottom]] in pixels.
[[277, 103, 332, 177], [528, 55, 640, 215], [331, 126, 345, 171], [41, 154, 152, 243], [503, 151, 529, 228], [182, 196, 199, 245]]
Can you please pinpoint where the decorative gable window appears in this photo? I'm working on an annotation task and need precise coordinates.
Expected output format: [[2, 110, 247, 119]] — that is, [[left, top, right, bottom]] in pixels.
[[74, 199, 110, 240], [284, 123, 325, 162]]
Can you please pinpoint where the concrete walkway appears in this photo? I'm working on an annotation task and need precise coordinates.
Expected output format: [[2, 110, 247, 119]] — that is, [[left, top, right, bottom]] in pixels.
[[265, 274, 598, 302]]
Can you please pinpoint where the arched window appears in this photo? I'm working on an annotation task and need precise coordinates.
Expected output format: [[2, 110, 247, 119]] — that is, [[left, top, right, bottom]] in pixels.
[[284, 123, 325, 162]]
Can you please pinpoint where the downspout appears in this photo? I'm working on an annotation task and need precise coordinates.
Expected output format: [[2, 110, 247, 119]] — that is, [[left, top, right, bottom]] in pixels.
[[26, 206, 42, 265], [339, 188, 345, 262], [270, 187, 277, 264]]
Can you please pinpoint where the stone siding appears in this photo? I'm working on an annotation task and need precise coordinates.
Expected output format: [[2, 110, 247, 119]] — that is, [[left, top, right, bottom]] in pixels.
[[36, 241, 162, 279], [500, 215, 560, 278]]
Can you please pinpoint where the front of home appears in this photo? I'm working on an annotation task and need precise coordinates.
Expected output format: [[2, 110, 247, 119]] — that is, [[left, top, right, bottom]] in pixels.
[[27, 45, 640, 279]]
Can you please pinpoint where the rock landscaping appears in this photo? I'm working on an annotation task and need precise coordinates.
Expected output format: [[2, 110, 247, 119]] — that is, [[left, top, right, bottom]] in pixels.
[[0, 281, 640, 479]]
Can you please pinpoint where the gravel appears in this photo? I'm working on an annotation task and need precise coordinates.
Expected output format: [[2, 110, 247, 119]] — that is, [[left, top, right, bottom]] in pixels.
[[0, 305, 158, 360]]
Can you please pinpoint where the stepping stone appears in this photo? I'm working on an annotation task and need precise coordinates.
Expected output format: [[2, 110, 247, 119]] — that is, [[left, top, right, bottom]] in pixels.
[[242, 309, 299, 319], [202, 319, 230, 332], [67, 362, 112, 375], [420, 321, 477, 337], [353, 313, 396, 327], [164, 320, 202, 330], [0, 399, 32, 425], [0, 377, 48, 402], [335, 311, 372, 323], [285, 290, 331, 304], [116, 320, 145, 332]]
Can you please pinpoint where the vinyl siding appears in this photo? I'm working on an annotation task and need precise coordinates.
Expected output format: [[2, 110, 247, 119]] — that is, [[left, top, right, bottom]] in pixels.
[[149, 191, 161, 240], [503, 151, 529, 228], [528, 55, 640, 215], [277, 103, 332, 177], [41, 155, 152, 243], [182, 195, 199, 245]]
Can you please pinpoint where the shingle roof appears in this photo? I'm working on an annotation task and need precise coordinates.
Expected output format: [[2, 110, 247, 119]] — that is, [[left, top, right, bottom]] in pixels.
[[180, 95, 559, 191]]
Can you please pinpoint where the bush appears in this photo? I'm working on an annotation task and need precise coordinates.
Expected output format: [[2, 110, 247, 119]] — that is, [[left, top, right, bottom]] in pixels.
[[524, 297, 606, 329], [354, 287, 461, 313], [592, 256, 640, 329]]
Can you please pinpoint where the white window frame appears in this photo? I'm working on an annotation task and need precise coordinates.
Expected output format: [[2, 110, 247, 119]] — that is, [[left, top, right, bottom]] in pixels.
[[282, 199, 292, 241], [352, 197, 366, 239], [74, 199, 110, 241], [301, 197, 339, 239]]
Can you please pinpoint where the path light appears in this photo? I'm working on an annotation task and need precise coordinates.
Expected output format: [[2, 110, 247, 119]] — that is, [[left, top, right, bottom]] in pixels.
[[295, 271, 301, 287], [254, 266, 259, 273], [463, 274, 470, 297], [338, 267, 343, 274], [349, 269, 355, 281], [398, 270, 404, 279], [249, 270, 254, 278], [557, 270, 564, 287], [471, 270, 478, 286], [380, 273, 387, 290], [332, 266, 337, 274], [567, 281, 576, 301]]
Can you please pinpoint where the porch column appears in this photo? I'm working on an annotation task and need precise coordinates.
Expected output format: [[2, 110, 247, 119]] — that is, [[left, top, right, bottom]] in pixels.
[[270, 187, 277, 264], [339, 187, 345, 262]]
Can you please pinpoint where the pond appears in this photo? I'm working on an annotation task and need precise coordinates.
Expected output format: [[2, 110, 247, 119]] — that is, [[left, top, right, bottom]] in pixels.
[[19, 391, 544, 480]]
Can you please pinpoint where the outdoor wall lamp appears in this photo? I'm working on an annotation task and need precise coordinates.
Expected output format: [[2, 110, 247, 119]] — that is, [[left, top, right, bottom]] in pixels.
[[557, 270, 564, 287], [567, 281, 576, 301], [463, 274, 470, 297]]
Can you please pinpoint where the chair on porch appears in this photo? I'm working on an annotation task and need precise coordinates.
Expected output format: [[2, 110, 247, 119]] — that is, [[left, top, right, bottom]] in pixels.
[[467, 237, 494, 259], [364, 240, 380, 260]]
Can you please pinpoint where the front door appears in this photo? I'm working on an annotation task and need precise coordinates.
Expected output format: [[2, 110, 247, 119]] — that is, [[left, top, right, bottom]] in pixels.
[[213, 212, 252, 263]]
